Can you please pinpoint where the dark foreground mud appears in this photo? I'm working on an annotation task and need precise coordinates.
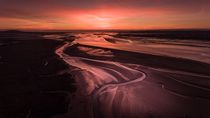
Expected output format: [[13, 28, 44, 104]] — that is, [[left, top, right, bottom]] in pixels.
[[0, 31, 76, 118]]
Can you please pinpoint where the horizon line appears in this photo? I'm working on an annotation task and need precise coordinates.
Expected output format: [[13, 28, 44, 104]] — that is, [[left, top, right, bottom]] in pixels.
[[1, 28, 210, 32]]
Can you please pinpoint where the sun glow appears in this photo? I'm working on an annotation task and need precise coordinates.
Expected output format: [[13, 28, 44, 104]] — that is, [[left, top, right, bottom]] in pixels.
[[94, 16, 111, 28], [76, 14, 112, 29]]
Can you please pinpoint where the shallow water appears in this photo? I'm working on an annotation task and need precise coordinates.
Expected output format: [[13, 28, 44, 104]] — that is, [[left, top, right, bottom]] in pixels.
[[73, 32, 210, 64]]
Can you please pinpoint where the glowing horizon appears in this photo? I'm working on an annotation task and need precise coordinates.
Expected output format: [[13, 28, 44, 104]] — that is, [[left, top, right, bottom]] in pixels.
[[0, 0, 210, 30]]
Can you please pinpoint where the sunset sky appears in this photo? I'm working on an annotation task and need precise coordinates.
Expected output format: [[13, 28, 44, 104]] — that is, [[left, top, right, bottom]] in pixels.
[[0, 0, 210, 30]]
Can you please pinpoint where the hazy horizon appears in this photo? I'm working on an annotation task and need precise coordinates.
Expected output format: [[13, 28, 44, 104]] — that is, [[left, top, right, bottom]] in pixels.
[[1, 28, 210, 32]]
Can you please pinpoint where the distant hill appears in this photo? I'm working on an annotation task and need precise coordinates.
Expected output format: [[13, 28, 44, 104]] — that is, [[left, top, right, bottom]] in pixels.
[[0, 30, 25, 33], [117, 30, 210, 40]]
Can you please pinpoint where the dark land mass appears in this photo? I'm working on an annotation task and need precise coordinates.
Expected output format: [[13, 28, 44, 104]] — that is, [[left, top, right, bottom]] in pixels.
[[0, 31, 76, 118], [115, 30, 210, 40]]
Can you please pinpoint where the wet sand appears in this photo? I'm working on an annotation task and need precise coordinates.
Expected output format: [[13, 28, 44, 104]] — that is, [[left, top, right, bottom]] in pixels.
[[52, 32, 210, 118]]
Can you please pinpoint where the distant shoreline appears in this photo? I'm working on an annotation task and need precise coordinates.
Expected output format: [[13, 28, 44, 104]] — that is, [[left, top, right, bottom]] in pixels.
[[1, 29, 209, 41]]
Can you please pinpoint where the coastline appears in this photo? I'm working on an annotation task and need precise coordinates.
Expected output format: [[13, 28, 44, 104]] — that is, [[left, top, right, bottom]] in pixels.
[[1, 30, 210, 118]]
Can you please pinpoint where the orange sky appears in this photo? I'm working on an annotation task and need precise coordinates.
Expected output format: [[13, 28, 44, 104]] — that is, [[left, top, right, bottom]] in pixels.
[[0, 0, 210, 30]]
